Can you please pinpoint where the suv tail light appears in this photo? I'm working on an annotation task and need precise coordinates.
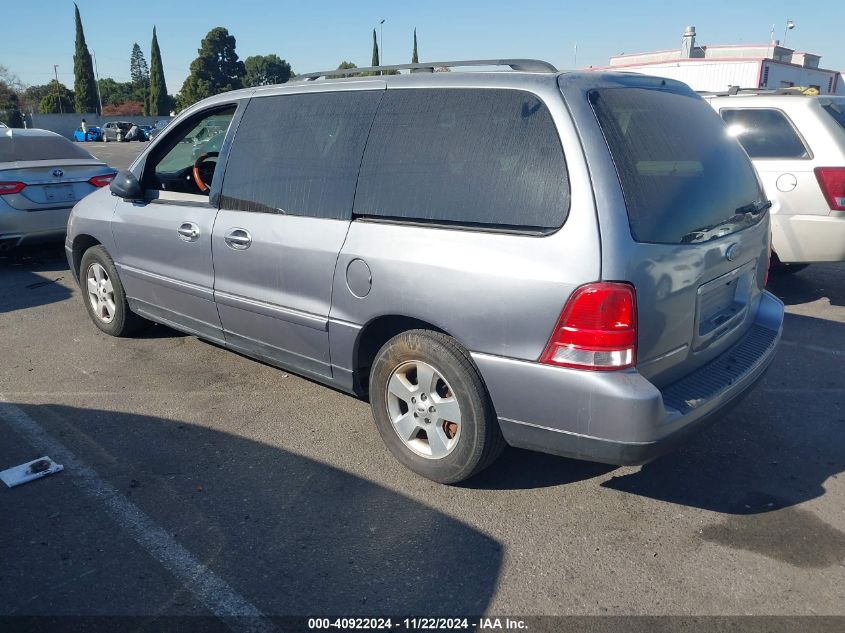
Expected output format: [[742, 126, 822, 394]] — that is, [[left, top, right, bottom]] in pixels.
[[0, 181, 26, 195], [540, 282, 637, 371], [88, 173, 116, 188], [814, 167, 845, 211]]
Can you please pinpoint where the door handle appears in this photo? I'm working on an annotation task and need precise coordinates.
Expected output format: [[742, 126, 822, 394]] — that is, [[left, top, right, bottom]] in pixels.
[[224, 228, 252, 250], [177, 222, 200, 242]]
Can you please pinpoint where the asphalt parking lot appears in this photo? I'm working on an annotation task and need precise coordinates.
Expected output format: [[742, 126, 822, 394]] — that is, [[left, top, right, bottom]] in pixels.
[[1, 142, 844, 626]]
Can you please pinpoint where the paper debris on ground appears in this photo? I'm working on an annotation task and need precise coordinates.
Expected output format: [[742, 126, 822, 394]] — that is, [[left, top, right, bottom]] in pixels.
[[0, 457, 64, 488]]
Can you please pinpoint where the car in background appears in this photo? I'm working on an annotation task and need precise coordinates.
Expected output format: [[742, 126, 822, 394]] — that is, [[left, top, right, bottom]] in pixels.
[[101, 121, 133, 142], [704, 90, 845, 272], [1, 128, 115, 248], [138, 125, 153, 141], [73, 126, 102, 142], [148, 119, 170, 140]]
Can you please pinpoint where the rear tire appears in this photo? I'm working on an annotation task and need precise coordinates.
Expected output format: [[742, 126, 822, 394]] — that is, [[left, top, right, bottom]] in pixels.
[[80, 246, 147, 337], [369, 330, 505, 484]]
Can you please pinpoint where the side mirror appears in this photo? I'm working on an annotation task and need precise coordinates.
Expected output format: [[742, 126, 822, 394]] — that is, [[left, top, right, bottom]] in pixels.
[[109, 170, 144, 201]]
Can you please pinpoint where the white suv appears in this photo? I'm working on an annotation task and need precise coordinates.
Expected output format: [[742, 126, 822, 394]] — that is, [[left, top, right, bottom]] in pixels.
[[705, 92, 845, 271]]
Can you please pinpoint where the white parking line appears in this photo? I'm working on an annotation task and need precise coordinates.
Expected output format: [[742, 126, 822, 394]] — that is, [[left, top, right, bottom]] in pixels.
[[0, 398, 274, 633], [780, 339, 845, 357]]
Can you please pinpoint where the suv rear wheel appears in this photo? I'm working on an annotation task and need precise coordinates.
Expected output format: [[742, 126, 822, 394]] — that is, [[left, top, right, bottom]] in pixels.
[[369, 330, 505, 484], [80, 246, 147, 337]]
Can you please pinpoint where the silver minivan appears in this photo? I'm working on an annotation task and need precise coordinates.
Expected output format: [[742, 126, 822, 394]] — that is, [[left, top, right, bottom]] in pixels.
[[66, 60, 784, 483]]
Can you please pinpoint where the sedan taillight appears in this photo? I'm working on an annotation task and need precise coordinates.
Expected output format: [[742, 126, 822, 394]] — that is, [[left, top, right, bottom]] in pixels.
[[88, 173, 116, 188], [0, 181, 26, 195]]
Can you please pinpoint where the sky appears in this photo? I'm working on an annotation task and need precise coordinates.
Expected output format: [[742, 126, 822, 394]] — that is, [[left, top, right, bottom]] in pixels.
[[3, 0, 844, 95]]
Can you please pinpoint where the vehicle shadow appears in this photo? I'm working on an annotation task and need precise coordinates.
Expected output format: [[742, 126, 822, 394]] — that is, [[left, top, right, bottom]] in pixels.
[[4, 403, 503, 617], [0, 243, 72, 313], [601, 312, 845, 519], [463, 448, 616, 491], [767, 261, 845, 308]]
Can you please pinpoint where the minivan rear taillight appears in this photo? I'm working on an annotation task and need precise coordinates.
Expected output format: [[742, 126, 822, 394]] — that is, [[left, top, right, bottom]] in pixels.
[[540, 282, 637, 371], [0, 181, 26, 195], [88, 173, 116, 188], [815, 167, 845, 211]]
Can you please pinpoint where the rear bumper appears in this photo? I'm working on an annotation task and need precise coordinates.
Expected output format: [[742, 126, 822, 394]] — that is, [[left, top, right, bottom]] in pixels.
[[0, 200, 71, 247], [771, 213, 845, 263], [472, 291, 784, 465]]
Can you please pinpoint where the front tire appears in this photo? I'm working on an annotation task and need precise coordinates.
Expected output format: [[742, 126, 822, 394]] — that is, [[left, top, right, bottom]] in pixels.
[[369, 330, 505, 484], [80, 246, 146, 337]]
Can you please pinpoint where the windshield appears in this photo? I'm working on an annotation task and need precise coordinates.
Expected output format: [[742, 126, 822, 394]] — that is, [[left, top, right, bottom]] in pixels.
[[590, 87, 766, 244], [0, 134, 93, 162]]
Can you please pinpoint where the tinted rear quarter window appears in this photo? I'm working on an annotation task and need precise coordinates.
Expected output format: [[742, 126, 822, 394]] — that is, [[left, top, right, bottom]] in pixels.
[[0, 135, 93, 162], [591, 88, 765, 244], [353, 88, 570, 231], [221, 91, 382, 219], [719, 108, 809, 159]]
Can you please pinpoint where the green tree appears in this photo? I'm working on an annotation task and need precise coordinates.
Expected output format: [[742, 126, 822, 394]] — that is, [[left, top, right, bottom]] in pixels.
[[328, 61, 357, 80], [40, 92, 74, 114], [148, 27, 169, 116], [0, 66, 24, 126], [371, 29, 380, 69], [130, 43, 150, 114], [20, 81, 73, 113], [243, 54, 292, 87], [73, 3, 99, 114], [97, 78, 136, 107], [412, 28, 419, 63], [178, 27, 245, 110]]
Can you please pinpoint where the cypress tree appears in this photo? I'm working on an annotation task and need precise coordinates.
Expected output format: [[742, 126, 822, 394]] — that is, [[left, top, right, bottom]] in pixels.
[[371, 29, 380, 67], [72, 3, 99, 114], [130, 43, 150, 115], [148, 27, 169, 115], [412, 28, 419, 64]]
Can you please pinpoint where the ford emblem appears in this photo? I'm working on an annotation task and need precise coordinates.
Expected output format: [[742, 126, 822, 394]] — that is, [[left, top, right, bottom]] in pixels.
[[52, 168, 64, 178], [725, 243, 740, 262]]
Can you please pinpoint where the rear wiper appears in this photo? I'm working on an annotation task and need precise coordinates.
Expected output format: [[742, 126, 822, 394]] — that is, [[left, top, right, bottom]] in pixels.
[[681, 201, 770, 244], [734, 200, 772, 216]]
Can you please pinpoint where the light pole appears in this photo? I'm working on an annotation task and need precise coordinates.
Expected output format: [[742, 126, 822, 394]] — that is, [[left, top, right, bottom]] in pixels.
[[379, 19, 385, 66], [92, 50, 104, 116], [783, 19, 795, 47], [53, 65, 63, 114]]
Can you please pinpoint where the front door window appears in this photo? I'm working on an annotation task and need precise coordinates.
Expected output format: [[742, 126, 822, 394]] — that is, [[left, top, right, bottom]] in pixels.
[[143, 106, 236, 197]]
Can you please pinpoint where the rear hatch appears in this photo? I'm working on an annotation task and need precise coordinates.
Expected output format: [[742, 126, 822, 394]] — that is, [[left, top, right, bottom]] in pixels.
[[564, 74, 771, 388]]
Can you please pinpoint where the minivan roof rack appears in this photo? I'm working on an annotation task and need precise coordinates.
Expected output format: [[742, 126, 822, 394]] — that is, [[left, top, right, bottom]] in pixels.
[[297, 59, 558, 81]]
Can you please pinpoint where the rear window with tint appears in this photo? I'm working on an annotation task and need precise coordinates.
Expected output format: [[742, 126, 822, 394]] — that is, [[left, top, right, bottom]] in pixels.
[[719, 108, 809, 159], [353, 88, 570, 231], [0, 135, 92, 162], [591, 88, 766, 244], [821, 99, 845, 131]]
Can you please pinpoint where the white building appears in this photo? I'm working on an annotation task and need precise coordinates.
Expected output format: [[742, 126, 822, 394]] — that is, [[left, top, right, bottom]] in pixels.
[[592, 26, 842, 95]]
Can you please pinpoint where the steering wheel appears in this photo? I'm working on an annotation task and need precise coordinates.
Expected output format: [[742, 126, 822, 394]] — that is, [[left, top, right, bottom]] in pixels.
[[192, 152, 219, 193]]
